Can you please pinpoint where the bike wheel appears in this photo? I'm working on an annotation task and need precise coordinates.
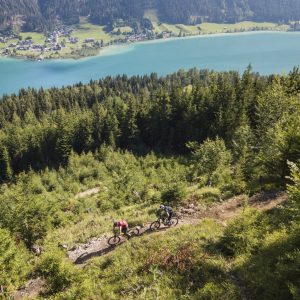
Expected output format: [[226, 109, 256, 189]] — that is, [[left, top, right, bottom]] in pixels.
[[150, 220, 161, 231], [169, 217, 179, 227], [107, 236, 121, 246]]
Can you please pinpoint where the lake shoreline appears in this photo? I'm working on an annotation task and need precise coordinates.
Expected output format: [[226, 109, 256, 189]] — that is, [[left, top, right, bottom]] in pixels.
[[1, 31, 300, 97], [0, 27, 294, 62]]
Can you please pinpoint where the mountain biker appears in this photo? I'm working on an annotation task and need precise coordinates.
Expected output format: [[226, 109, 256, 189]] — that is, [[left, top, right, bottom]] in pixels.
[[114, 220, 131, 237], [157, 205, 173, 224]]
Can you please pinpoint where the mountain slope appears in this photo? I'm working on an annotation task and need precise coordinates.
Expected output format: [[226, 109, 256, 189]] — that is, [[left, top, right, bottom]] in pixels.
[[1, 0, 300, 32], [0, 67, 300, 298], [0, 0, 43, 31]]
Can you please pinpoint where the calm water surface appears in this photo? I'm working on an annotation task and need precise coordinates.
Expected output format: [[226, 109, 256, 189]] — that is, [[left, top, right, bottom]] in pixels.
[[1, 31, 300, 96]]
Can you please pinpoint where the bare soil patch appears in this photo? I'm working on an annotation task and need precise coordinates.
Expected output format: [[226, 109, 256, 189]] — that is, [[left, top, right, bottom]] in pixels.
[[13, 278, 45, 300], [75, 187, 100, 199]]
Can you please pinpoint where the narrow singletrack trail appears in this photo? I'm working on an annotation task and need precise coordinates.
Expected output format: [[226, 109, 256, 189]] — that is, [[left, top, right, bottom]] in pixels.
[[68, 191, 288, 265]]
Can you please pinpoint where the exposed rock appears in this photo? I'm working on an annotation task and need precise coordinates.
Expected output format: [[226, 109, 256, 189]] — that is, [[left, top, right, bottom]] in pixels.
[[13, 278, 45, 300], [31, 245, 42, 256], [75, 187, 100, 199], [58, 243, 68, 250]]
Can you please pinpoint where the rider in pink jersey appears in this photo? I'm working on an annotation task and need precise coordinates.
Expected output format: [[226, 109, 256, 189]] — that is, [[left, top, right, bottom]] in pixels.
[[114, 219, 130, 237]]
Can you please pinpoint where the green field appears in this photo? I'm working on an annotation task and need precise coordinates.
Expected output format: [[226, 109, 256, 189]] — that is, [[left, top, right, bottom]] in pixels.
[[19, 31, 45, 43], [153, 21, 289, 36], [112, 26, 132, 34], [74, 18, 112, 43]]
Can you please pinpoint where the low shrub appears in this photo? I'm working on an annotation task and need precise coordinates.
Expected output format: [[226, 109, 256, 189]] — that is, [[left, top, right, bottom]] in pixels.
[[0, 228, 30, 294], [219, 208, 264, 256], [193, 186, 221, 204], [161, 182, 188, 206], [37, 249, 90, 296]]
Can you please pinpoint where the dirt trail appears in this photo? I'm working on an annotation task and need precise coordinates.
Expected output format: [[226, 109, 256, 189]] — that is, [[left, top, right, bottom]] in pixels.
[[12, 278, 45, 300], [75, 187, 100, 199], [68, 191, 288, 265]]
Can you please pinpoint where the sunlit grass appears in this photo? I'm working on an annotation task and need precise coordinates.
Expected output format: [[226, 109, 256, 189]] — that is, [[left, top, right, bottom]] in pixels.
[[112, 26, 132, 34], [153, 21, 289, 36], [19, 32, 45, 44], [199, 21, 289, 33], [74, 24, 111, 42]]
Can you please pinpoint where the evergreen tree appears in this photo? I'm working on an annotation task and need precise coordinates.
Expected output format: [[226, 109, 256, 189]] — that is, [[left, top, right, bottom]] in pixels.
[[187, 138, 232, 187], [0, 145, 13, 182]]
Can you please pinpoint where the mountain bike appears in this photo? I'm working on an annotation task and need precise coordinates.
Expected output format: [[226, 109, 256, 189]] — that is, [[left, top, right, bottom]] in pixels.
[[107, 227, 140, 246], [150, 215, 179, 231]]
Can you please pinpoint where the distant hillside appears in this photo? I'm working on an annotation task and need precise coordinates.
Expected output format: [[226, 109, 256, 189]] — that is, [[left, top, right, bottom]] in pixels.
[[1, 0, 300, 32], [0, 0, 43, 31]]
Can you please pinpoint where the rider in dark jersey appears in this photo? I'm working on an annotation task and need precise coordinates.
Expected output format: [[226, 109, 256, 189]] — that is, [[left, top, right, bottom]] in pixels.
[[157, 205, 173, 224]]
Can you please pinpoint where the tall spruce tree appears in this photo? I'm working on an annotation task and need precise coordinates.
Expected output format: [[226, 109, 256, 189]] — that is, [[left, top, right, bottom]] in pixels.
[[0, 145, 13, 182]]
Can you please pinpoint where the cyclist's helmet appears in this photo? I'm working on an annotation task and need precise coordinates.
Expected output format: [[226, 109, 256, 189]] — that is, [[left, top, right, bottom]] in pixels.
[[160, 205, 165, 209]]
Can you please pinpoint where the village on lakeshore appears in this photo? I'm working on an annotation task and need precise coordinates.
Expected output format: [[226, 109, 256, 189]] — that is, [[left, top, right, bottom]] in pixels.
[[0, 18, 296, 60], [0, 25, 171, 60]]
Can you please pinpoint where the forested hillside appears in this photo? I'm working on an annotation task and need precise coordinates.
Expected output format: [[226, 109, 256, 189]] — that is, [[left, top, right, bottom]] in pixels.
[[1, 68, 300, 298], [1, 67, 300, 188], [0, 0, 44, 31], [1, 0, 300, 32]]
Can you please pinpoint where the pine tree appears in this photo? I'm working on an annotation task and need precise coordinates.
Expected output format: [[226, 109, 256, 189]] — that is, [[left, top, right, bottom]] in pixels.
[[0, 145, 13, 182]]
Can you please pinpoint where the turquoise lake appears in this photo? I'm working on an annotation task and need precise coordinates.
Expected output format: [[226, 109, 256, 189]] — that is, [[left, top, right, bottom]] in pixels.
[[1, 31, 300, 96]]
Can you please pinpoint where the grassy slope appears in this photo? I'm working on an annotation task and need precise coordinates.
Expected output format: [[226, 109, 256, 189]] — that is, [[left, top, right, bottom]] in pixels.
[[153, 21, 289, 35], [2, 148, 299, 299], [44, 204, 298, 299], [19, 31, 45, 43], [10, 204, 296, 300], [64, 204, 299, 300], [86, 220, 235, 299], [74, 17, 112, 43]]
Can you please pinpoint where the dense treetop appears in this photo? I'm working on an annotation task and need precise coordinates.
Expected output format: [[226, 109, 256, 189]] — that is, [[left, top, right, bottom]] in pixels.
[[1, 67, 300, 190]]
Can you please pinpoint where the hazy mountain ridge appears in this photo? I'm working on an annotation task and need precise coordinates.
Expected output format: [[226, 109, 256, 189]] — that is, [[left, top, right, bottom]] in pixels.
[[1, 0, 300, 32]]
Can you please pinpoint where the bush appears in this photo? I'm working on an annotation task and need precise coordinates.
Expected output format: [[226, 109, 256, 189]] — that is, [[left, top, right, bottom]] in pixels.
[[193, 187, 221, 204], [41, 169, 59, 192], [236, 225, 300, 300], [0, 228, 30, 293], [38, 249, 90, 296], [28, 175, 46, 194], [187, 138, 232, 188], [287, 162, 300, 222], [220, 208, 264, 256], [161, 182, 187, 205]]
